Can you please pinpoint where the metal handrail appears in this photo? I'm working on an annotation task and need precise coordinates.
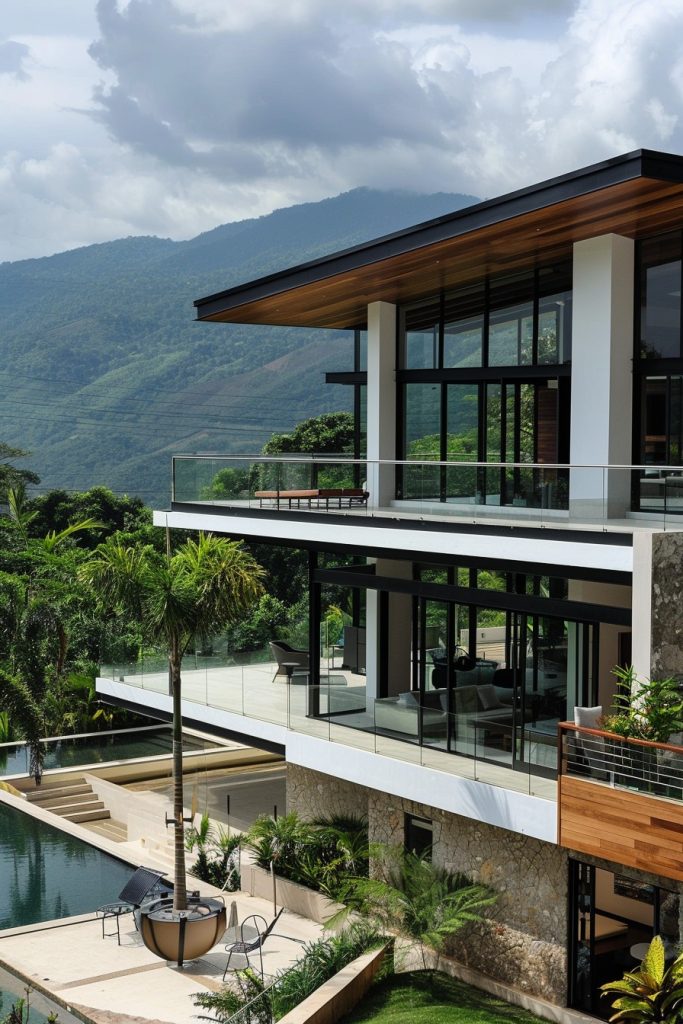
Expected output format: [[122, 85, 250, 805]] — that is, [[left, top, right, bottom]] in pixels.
[[172, 454, 683, 472], [558, 722, 683, 801]]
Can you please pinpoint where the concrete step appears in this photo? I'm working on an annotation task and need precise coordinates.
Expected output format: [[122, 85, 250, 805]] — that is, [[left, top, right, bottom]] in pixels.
[[35, 791, 101, 809], [50, 800, 106, 817], [87, 819, 128, 842], [27, 784, 92, 803], [62, 808, 111, 824], [28, 776, 87, 792]]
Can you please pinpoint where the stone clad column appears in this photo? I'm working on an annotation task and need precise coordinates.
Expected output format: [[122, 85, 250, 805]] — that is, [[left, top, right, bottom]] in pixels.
[[366, 300, 397, 508], [570, 234, 634, 518]]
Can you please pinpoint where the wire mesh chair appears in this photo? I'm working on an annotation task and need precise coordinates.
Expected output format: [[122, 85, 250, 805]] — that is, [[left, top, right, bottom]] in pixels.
[[222, 909, 283, 980]]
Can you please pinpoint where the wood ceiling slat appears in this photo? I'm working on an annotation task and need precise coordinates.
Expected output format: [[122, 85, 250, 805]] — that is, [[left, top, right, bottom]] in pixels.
[[203, 178, 683, 329]]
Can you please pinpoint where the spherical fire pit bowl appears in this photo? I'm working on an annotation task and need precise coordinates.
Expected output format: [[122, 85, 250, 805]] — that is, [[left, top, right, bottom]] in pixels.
[[139, 895, 226, 967]]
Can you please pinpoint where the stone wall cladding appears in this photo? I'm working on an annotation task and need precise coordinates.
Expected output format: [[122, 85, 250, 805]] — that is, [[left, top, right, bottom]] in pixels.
[[367, 790, 568, 1004], [287, 764, 567, 1004], [286, 764, 370, 821], [651, 531, 683, 679]]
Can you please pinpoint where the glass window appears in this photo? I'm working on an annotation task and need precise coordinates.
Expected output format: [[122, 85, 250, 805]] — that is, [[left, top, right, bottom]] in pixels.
[[488, 272, 535, 367], [403, 382, 441, 498], [489, 301, 534, 366], [640, 233, 682, 360], [443, 284, 484, 367], [538, 291, 572, 364], [641, 377, 668, 464], [358, 384, 367, 458], [402, 301, 440, 369], [357, 330, 368, 372], [446, 384, 478, 501]]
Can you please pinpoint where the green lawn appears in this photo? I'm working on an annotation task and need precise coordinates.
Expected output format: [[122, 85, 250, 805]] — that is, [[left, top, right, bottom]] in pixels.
[[341, 970, 546, 1024]]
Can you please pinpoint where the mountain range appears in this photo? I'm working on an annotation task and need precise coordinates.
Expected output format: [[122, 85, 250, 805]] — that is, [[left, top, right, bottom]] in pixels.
[[0, 186, 476, 506]]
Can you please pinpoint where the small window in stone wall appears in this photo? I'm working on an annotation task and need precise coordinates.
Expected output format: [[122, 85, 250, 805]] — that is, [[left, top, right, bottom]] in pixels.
[[404, 813, 433, 860]]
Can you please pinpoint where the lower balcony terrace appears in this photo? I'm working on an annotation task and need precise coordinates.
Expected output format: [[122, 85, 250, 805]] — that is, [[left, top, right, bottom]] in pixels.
[[98, 652, 557, 803]]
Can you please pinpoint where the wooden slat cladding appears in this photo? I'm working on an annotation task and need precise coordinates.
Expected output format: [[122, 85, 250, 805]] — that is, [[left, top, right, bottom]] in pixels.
[[201, 178, 683, 329], [559, 775, 683, 882]]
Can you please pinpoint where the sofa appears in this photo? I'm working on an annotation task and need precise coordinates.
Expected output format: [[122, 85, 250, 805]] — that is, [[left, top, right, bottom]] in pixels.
[[374, 683, 514, 747], [374, 690, 447, 739]]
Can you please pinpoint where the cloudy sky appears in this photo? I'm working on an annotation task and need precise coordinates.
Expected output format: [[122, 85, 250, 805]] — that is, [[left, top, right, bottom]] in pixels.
[[2, 0, 683, 262]]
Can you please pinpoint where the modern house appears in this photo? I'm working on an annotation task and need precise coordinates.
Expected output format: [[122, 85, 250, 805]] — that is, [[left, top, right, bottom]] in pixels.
[[98, 149, 683, 1016]]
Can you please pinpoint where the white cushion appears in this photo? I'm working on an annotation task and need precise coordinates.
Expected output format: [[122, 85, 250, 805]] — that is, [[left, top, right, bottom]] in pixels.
[[574, 705, 602, 729]]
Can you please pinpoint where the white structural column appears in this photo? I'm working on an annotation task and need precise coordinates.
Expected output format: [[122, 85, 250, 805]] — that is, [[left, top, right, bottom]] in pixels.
[[366, 300, 397, 508], [570, 234, 634, 518], [630, 530, 653, 683]]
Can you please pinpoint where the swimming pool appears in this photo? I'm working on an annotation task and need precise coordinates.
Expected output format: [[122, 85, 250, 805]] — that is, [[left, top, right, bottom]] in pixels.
[[0, 966, 82, 1024], [0, 802, 141, 929], [0, 726, 209, 777]]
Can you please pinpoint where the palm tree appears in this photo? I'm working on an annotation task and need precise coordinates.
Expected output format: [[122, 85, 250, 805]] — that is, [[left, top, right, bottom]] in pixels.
[[0, 670, 45, 783], [79, 532, 264, 911]]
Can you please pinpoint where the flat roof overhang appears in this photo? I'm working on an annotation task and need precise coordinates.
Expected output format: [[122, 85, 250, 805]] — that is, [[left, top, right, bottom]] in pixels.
[[195, 149, 683, 329]]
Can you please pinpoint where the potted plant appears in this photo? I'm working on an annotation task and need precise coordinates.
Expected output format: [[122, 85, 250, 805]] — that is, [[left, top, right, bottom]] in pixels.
[[81, 532, 263, 964]]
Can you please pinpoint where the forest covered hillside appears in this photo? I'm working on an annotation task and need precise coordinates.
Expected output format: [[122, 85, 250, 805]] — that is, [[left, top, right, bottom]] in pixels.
[[0, 186, 476, 506]]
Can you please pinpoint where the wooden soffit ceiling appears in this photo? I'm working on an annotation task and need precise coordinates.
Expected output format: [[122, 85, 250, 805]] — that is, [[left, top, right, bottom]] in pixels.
[[195, 150, 683, 330]]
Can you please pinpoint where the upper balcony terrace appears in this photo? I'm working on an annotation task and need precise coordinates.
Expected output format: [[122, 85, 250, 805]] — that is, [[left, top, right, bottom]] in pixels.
[[170, 455, 683, 535]]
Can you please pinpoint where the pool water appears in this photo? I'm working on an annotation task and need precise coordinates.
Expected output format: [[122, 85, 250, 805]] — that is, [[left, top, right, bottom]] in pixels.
[[0, 966, 81, 1024], [0, 727, 208, 777], [0, 802, 138, 929]]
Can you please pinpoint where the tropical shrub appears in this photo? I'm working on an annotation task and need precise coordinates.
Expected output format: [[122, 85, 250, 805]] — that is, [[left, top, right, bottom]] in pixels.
[[193, 921, 386, 1023], [245, 812, 368, 899], [334, 845, 496, 967], [603, 666, 683, 744], [601, 935, 683, 1023], [186, 812, 241, 891]]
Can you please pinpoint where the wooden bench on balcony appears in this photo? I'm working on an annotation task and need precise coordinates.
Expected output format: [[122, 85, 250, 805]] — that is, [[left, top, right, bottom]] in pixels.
[[254, 488, 369, 510]]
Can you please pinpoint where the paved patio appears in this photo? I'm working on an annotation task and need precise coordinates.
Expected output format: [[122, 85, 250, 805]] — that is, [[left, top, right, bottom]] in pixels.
[[0, 888, 323, 1024]]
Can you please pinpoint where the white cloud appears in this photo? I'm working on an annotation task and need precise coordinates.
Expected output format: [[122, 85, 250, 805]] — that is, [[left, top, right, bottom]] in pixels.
[[2, 0, 683, 261]]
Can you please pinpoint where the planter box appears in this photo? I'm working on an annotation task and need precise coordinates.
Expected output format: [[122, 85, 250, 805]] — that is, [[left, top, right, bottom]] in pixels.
[[243, 863, 344, 925], [278, 944, 390, 1024]]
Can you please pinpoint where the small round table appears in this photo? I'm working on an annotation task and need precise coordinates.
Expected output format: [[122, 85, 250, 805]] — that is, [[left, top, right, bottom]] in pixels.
[[96, 901, 133, 944]]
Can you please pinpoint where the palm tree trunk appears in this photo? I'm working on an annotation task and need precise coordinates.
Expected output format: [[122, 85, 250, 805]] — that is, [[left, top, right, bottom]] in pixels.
[[170, 646, 187, 911]]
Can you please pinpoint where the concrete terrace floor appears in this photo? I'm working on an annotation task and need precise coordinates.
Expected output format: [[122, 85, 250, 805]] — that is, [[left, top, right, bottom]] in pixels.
[[103, 660, 557, 802], [0, 892, 321, 1024]]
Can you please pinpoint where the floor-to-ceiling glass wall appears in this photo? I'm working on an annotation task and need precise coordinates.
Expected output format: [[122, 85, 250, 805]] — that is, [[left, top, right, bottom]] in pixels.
[[309, 556, 629, 779], [568, 859, 680, 1019], [397, 261, 572, 509], [635, 231, 683, 512]]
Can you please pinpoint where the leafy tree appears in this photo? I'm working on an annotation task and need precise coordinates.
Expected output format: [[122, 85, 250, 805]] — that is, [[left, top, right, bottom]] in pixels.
[[262, 412, 354, 456], [0, 443, 39, 501], [79, 532, 264, 910], [601, 935, 683, 1023], [225, 593, 292, 653], [26, 487, 149, 546]]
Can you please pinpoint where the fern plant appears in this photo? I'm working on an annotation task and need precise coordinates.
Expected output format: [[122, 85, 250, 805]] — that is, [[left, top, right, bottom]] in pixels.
[[333, 845, 496, 967]]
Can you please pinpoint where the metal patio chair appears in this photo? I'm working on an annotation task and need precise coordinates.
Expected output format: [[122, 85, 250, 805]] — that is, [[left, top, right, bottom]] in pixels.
[[222, 908, 284, 980]]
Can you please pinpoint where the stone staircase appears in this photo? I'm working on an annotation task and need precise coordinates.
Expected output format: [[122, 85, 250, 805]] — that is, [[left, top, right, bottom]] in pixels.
[[26, 777, 114, 825]]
